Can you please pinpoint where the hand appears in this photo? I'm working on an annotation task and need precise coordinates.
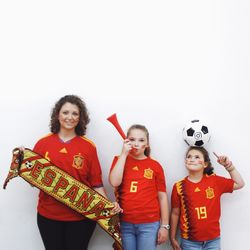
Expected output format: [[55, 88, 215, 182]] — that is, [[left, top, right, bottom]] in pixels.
[[15, 146, 25, 153], [213, 152, 230, 167], [157, 227, 168, 245], [121, 139, 133, 155], [170, 238, 181, 250], [111, 202, 123, 214]]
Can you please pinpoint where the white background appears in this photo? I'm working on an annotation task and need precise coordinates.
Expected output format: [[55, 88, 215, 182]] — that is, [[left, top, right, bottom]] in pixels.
[[0, 1, 249, 249]]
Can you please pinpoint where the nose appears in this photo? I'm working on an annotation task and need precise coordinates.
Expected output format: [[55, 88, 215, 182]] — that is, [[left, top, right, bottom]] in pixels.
[[67, 113, 74, 120], [187, 157, 194, 162]]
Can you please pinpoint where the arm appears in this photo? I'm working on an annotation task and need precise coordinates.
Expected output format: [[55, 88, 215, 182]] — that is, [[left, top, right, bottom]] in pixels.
[[170, 207, 181, 250], [109, 139, 132, 187], [93, 186, 107, 198], [94, 186, 123, 213], [157, 191, 169, 245], [215, 154, 245, 190], [227, 166, 245, 190]]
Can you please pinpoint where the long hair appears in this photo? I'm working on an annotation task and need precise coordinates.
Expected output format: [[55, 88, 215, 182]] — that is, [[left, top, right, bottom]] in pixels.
[[50, 95, 90, 136], [127, 124, 151, 157], [186, 146, 214, 175]]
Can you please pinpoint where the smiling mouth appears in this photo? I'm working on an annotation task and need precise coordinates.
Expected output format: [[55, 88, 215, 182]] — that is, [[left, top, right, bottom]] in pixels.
[[187, 163, 200, 166]]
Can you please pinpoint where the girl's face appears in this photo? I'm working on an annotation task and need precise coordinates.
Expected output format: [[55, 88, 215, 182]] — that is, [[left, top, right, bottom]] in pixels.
[[128, 129, 148, 158], [58, 102, 80, 132], [185, 149, 208, 172]]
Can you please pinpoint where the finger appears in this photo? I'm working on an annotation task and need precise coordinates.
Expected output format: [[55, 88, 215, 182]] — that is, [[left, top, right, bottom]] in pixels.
[[213, 152, 219, 159]]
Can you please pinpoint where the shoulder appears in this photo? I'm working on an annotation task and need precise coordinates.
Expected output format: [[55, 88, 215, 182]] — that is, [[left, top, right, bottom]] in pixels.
[[204, 173, 221, 180], [206, 173, 231, 182], [175, 177, 186, 185], [33, 133, 54, 152], [147, 157, 162, 167], [173, 177, 187, 188], [35, 133, 54, 144], [79, 136, 97, 148]]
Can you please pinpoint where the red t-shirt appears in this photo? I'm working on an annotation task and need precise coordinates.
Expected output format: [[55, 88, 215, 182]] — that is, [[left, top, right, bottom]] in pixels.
[[171, 174, 234, 241], [33, 133, 103, 221], [110, 155, 166, 224]]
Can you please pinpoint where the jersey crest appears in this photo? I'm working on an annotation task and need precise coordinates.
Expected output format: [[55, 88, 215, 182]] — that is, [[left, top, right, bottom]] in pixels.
[[144, 168, 153, 179], [72, 154, 84, 169], [205, 186, 215, 199]]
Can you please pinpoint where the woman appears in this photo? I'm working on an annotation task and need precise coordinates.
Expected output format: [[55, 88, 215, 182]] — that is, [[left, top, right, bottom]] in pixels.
[[31, 95, 120, 250]]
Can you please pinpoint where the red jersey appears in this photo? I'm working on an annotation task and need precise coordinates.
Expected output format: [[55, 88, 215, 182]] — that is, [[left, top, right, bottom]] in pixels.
[[171, 174, 234, 241], [110, 155, 166, 224], [33, 133, 103, 221]]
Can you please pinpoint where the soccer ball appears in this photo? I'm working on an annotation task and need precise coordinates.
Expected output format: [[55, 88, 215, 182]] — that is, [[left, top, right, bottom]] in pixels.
[[182, 120, 211, 147]]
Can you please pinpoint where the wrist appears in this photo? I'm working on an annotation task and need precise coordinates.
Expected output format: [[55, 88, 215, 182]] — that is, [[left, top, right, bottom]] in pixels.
[[160, 224, 170, 230], [227, 166, 235, 172], [224, 161, 235, 172], [224, 161, 232, 168]]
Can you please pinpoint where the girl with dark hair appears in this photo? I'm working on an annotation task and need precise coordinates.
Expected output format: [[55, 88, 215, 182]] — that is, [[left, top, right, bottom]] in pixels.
[[170, 146, 245, 250], [31, 95, 121, 250], [109, 124, 169, 250]]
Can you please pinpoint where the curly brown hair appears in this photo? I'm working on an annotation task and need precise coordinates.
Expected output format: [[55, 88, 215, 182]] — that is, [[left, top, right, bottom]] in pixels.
[[50, 95, 90, 136], [185, 146, 214, 175]]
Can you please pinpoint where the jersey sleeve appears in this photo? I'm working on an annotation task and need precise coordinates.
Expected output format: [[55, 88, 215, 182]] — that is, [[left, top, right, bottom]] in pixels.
[[109, 156, 119, 172], [215, 175, 234, 194], [171, 183, 181, 208], [87, 146, 103, 188], [33, 139, 44, 156], [155, 163, 167, 192]]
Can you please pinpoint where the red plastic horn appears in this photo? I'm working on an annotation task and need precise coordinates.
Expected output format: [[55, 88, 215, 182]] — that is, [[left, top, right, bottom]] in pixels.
[[107, 113, 126, 139]]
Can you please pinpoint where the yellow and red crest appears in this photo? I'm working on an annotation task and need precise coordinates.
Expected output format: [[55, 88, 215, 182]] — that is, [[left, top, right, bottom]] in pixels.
[[205, 186, 215, 199], [72, 154, 84, 169], [144, 168, 153, 179]]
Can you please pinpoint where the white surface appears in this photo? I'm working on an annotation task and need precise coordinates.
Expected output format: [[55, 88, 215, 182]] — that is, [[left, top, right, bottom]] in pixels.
[[0, 1, 249, 249]]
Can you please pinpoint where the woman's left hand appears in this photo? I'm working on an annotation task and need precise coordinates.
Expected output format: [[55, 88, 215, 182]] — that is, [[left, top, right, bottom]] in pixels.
[[112, 202, 123, 214]]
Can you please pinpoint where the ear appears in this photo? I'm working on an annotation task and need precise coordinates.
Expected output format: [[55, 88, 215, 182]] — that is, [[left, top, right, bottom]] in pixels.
[[204, 162, 208, 168]]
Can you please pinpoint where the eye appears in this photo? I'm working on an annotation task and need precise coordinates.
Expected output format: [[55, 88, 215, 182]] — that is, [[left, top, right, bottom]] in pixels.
[[129, 138, 135, 142], [186, 155, 191, 159], [62, 111, 69, 115], [195, 156, 200, 159], [139, 139, 145, 142]]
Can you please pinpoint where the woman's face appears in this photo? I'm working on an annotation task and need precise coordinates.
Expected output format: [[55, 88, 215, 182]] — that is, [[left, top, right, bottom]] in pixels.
[[185, 149, 207, 172], [58, 102, 80, 131]]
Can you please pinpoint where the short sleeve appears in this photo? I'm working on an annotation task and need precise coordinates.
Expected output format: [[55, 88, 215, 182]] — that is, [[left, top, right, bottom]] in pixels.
[[215, 175, 234, 194], [171, 183, 181, 208], [88, 146, 103, 187], [155, 163, 167, 192]]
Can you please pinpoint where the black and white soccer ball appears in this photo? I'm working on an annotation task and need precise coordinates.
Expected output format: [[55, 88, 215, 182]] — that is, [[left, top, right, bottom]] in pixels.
[[182, 120, 211, 147], [25, 161, 33, 169]]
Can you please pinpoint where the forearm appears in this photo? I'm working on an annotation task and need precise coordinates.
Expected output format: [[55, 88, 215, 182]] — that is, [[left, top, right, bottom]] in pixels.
[[109, 154, 127, 187], [170, 208, 180, 241], [216, 154, 245, 190], [226, 164, 245, 190], [158, 191, 169, 225], [93, 186, 108, 198]]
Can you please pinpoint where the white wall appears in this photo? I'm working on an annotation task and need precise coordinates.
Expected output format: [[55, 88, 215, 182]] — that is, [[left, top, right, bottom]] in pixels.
[[0, 1, 249, 249]]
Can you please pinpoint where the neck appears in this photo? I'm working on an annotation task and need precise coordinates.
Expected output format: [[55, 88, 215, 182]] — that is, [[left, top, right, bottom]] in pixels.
[[129, 153, 147, 160], [58, 129, 76, 142], [188, 171, 204, 183]]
